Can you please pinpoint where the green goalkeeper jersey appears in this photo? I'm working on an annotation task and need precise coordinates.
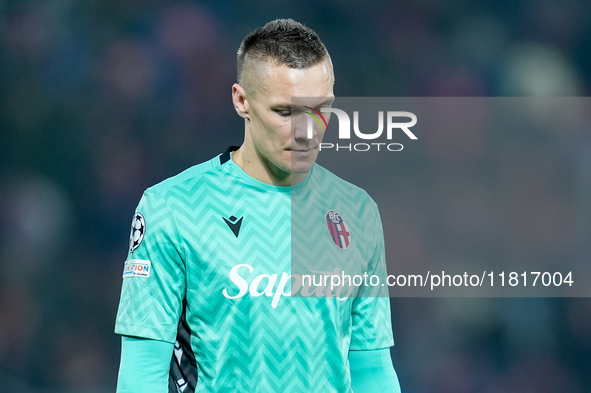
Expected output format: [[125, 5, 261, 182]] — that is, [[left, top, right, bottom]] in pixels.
[[115, 147, 394, 393]]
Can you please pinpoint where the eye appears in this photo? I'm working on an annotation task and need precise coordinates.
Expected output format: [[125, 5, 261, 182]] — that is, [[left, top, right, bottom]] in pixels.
[[275, 109, 291, 117]]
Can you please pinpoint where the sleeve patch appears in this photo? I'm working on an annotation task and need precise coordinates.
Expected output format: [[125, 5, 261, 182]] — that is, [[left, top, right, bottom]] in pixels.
[[123, 259, 152, 278], [129, 212, 146, 253]]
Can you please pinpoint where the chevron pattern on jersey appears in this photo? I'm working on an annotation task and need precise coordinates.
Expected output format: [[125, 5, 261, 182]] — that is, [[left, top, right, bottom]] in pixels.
[[115, 152, 394, 392], [291, 165, 390, 299]]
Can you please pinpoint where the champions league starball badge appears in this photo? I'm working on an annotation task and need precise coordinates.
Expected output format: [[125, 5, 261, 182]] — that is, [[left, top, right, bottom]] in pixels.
[[129, 212, 146, 253]]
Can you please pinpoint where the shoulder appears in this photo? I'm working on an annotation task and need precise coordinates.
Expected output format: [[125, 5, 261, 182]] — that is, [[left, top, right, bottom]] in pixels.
[[143, 151, 229, 203]]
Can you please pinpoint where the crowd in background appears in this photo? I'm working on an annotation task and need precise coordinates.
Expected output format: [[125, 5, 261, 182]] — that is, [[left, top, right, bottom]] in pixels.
[[1, 0, 590, 391]]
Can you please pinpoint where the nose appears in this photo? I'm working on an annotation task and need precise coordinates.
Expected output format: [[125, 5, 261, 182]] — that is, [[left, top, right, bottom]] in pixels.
[[293, 113, 320, 142]]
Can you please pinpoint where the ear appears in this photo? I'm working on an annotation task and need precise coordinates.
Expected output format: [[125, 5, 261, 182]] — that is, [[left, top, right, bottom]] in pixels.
[[232, 83, 250, 120]]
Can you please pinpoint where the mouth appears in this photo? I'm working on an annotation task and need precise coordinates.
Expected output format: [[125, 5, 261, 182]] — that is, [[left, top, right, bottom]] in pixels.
[[288, 147, 316, 153]]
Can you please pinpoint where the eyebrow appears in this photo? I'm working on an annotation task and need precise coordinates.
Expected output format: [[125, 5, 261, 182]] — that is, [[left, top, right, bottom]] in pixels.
[[273, 98, 335, 108]]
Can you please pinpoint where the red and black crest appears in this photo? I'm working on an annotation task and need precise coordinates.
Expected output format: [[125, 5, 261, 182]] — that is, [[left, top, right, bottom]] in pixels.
[[325, 210, 351, 250]]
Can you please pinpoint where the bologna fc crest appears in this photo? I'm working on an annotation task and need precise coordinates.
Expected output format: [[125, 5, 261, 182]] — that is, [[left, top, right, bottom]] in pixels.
[[129, 212, 146, 253], [325, 210, 351, 250]]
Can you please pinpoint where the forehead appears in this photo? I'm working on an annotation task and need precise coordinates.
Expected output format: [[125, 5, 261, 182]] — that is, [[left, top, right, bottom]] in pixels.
[[252, 59, 334, 103]]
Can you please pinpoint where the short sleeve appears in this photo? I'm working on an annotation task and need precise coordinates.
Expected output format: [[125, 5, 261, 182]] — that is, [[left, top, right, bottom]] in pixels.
[[115, 190, 186, 343], [350, 202, 395, 350]]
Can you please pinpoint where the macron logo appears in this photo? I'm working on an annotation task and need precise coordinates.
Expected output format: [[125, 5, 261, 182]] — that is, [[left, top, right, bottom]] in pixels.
[[223, 215, 243, 238]]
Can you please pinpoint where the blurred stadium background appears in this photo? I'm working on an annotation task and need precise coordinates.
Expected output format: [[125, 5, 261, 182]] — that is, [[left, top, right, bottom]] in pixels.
[[1, 0, 590, 392]]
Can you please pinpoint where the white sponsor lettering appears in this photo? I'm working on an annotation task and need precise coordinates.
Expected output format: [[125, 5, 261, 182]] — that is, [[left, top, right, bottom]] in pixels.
[[223, 264, 293, 309], [223, 264, 353, 308]]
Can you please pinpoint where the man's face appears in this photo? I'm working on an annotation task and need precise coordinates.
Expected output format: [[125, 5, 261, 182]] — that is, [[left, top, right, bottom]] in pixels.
[[238, 59, 334, 183]]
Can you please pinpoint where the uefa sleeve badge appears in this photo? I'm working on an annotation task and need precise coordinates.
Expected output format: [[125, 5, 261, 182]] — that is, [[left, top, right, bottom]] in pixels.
[[325, 210, 351, 250], [129, 212, 146, 253]]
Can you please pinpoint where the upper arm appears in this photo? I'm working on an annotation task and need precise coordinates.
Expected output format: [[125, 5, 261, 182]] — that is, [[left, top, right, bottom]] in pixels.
[[115, 190, 187, 343]]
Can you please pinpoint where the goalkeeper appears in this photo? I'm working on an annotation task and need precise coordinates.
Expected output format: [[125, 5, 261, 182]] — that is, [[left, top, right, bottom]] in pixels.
[[115, 18, 401, 393]]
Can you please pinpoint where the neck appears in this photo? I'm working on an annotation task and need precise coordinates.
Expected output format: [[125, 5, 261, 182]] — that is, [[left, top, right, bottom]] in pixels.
[[232, 147, 308, 186]]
